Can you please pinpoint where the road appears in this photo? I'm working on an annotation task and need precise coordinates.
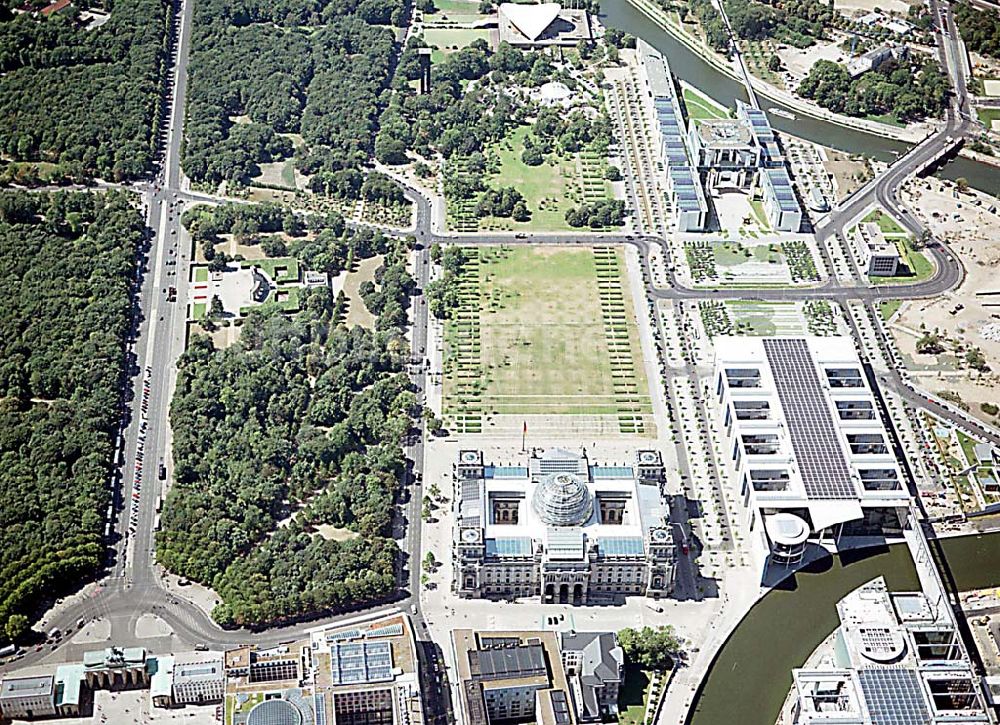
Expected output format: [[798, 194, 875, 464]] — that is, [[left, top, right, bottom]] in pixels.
[[4, 2, 992, 705]]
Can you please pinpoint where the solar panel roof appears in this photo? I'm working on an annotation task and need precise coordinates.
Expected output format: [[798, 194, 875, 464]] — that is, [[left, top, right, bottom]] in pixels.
[[550, 690, 572, 725], [762, 339, 856, 499], [469, 644, 546, 682], [856, 669, 931, 725]]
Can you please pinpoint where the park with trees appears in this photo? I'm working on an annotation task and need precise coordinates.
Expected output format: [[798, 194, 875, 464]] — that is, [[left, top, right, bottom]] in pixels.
[[182, 0, 400, 197], [0, 0, 171, 184], [798, 56, 950, 123], [0, 190, 143, 645], [163, 208, 418, 627]]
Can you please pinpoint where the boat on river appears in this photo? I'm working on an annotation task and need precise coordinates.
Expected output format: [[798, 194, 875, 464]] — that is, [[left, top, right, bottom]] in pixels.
[[768, 106, 796, 120]]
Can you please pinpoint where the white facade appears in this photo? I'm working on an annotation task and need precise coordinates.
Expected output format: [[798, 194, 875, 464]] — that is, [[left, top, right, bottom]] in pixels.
[[0, 676, 56, 719], [453, 448, 675, 603], [713, 337, 911, 579], [171, 652, 225, 705], [791, 578, 990, 724], [857, 222, 901, 277]]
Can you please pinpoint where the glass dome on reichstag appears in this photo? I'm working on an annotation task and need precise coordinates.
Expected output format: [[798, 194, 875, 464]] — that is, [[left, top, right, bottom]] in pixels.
[[532, 472, 593, 526]]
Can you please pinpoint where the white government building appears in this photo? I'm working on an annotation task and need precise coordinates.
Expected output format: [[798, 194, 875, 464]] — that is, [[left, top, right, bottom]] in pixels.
[[637, 39, 803, 233], [452, 448, 676, 604], [790, 577, 990, 724], [712, 336, 911, 579]]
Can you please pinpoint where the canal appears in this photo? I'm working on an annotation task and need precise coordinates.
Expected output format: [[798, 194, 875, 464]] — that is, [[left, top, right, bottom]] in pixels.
[[684, 533, 1000, 725], [599, 0, 1000, 195]]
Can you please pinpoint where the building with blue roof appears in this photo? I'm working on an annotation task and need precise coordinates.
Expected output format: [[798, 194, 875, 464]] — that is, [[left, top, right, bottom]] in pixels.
[[638, 39, 708, 232], [453, 448, 675, 604]]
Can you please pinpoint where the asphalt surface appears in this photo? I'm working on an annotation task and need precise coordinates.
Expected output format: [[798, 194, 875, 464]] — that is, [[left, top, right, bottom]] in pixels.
[[3, 2, 992, 706]]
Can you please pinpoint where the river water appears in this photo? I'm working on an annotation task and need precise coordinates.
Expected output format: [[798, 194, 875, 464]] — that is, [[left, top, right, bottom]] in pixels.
[[683, 533, 1000, 725], [598, 0, 1000, 195]]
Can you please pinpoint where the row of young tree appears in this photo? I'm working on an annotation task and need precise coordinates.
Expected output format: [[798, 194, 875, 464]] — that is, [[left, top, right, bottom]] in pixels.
[[182, 0, 399, 195], [163, 208, 418, 627], [0, 191, 142, 644], [0, 0, 171, 183], [798, 57, 950, 122]]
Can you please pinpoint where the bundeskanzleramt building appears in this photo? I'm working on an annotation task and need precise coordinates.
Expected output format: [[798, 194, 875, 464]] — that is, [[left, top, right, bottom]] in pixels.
[[452, 448, 675, 604], [713, 337, 911, 579]]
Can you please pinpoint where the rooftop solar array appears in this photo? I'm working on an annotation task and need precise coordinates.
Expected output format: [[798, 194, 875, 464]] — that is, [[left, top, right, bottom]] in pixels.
[[330, 641, 394, 686], [762, 339, 856, 500], [538, 458, 581, 475], [365, 623, 403, 639], [328, 629, 361, 642], [597, 536, 646, 557], [550, 690, 572, 725], [459, 479, 484, 527], [249, 659, 299, 684], [485, 537, 533, 558], [856, 669, 931, 725], [468, 644, 546, 682], [741, 106, 774, 142], [764, 168, 801, 214]]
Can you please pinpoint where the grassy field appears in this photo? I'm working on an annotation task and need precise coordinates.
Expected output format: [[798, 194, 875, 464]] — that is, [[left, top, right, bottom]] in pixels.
[[879, 300, 902, 321], [490, 127, 579, 231], [862, 209, 934, 284], [682, 86, 729, 120], [423, 27, 490, 63], [977, 107, 1000, 128], [443, 246, 651, 433], [425, 0, 484, 17]]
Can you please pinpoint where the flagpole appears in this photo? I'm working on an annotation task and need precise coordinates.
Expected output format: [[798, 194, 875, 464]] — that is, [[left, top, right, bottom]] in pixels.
[[522, 421, 526, 453]]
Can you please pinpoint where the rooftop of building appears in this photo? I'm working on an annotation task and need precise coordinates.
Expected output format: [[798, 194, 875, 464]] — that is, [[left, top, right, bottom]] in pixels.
[[693, 118, 754, 149], [453, 629, 576, 725], [714, 336, 909, 530], [0, 674, 53, 699], [456, 448, 669, 559]]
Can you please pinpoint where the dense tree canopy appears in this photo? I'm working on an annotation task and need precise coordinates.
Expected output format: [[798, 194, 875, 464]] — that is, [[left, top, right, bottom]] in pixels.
[[182, 0, 398, 194], [618, 626, 684, 671], [162, 213, 417, 627], [0, 190, 142, 643], [798, 57, 949, 122], [0, 0, 170, 183], [953, 1, 1000, 60]]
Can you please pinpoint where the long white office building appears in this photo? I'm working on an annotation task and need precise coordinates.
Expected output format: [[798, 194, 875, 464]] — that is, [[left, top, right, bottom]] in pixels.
[[712, 337, 911, 579], [636, 39, 708, 232]]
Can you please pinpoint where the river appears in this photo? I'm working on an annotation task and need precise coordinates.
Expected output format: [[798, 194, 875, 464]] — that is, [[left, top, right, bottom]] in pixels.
[[684, 533, 1000, 725], [598, 0, 1000, 195]]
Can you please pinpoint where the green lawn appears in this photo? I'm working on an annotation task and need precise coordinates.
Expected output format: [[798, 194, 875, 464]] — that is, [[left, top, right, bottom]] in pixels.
[[957, 430, 979, 468], [977, 107, 1000, 128], [878, 300, 902, 321], [193, 266, 209, 283], [863, 209, 906, 236], [192, 302, 207, 320], [682, 86, 729, 120], [423, 28, 490, 53], [618, 665, 652, 725], [714, 243, 751, 266], [444, 246, 650, 417], [749, 199, 771, 230], [241, 256, 300, 283], [425, 0, 484, 17]]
